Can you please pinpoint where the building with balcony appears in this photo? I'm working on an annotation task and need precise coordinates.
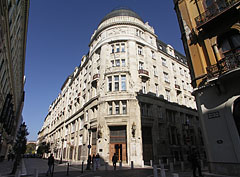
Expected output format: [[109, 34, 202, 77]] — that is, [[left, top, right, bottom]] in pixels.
[[38, 8, 204, 166], [0, 0, 29, 159], [173, 0, 240, 175]]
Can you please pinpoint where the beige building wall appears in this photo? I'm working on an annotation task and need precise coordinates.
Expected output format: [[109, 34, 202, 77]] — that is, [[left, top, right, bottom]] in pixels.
[[38, 8, 203, 166]]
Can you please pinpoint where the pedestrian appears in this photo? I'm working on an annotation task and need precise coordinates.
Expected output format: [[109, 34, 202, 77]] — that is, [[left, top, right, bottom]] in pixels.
[[112, 153, 118, 171], [189, 148, 202, 177], [46, 153, 54, 176], [96, 153, 100, 169]]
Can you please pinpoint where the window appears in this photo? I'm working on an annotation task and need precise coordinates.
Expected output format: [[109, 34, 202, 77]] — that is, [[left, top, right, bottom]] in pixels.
[[182, 80, 185, 90], [138, 46, 143, 55], [139, 61, 144, 70], [114, 76, 119, 91], [122, 101, 127, 114], [153, 65, 157, 76], [71, 122, 75, 133], [162, 58, 167, 67], [166, 90, 170, 101], [79, 118, 84, 129], [116, 44, 120, 52], [115, 59, 120, 67], [172, 63, 176, 71], [121, 75, 126, 91], [79, 135, 83, 146], [142, 82, 146, 94], [151, 51, 155, 59], [164, 72, 169, 83], [179, 67, 184, 75], [121, 43, 125, 52], [108, 76, 112, 91], [121, 59, 126, 67], [111, 60, 114, 67], [108, 102, 113, 115], [115, 101, 120, 114], [155, 84, 159, 96]]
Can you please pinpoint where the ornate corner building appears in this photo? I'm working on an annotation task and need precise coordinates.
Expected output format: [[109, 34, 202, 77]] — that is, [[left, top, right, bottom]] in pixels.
[[38, 8, 204, 166], [0, 0, 29, 159], [173, 0, 240, 175]]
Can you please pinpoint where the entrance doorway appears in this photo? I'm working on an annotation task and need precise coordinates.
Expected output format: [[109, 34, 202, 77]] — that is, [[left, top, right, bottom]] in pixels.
[[109, 126, 127, 162]]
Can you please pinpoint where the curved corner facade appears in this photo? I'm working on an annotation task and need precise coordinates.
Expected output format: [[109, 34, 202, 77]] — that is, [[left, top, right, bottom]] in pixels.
[[38, 9, 204, 166]]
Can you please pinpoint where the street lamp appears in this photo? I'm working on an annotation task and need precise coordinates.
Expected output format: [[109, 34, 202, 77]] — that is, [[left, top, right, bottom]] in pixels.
[[86, 126, 92, 170]]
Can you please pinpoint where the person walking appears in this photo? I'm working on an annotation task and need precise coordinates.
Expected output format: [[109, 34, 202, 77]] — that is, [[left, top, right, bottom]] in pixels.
[[112, 153, 118, 171], [189, 148, 202, 177], [46, 153, 54, 176]]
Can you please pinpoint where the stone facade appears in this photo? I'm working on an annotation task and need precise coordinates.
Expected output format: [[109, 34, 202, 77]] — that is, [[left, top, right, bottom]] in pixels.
[[38, 8, 204, 166], [0, 0, 29, 158]]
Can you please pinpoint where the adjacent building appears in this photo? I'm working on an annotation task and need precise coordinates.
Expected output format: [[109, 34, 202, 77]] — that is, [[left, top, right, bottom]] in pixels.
[[173, 0, 240, 175], [38, 8, 204, 166], [0, 0, 29, 158]]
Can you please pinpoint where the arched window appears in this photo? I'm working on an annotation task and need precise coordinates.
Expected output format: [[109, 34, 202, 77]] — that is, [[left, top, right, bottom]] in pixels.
[[233, 98, 240, 137]]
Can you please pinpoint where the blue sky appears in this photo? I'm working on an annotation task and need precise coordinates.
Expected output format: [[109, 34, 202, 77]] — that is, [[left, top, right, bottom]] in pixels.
[[23, 0, 185, 141]]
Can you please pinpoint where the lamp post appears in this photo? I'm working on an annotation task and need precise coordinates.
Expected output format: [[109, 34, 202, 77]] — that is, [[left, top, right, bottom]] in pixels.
[[86, 126, 92, 170]]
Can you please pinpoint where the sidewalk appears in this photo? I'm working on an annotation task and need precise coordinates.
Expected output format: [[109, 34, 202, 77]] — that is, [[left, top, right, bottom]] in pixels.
[[0, 159, 14, 177]]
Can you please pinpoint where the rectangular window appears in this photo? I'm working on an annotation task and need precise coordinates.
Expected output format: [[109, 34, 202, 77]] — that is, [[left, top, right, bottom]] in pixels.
[[116, 44, 120, 52], [121, 43, 125, 52], [172, 63, 176, 71], [111, 45, 114, 53], [122, 101, 127, 114], [138, 46, 143, 55], [166, 89, 170, 101], [108, 102, 113, 115], [115, 101, 120, 114], [121, 75, 126, 91], [139, 61, 144, 70], [162, 58, 167, 67], [114, 76, 119, 91], [121, 59, 126, 67], [164, 72, 169, 83], [108, 76, 112, 91], [180, 67, 184, 75], [111, 60, 114, 67], [115, 59, 120, 67], [151, 51, 155, 59], [153, 65, 157, 76], [155, 84, 158, 96]]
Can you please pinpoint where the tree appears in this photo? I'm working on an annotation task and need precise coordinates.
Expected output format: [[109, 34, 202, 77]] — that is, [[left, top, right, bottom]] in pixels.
[[26, 143, 36, 154], [11, 122, 29, 174], [36, 142, 50, 156]]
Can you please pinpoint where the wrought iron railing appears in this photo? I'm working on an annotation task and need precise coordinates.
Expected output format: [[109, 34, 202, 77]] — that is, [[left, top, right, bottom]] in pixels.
[[206, 52, 240, 78], [138, 69, 149, 76], [195, 0, 239, 27]]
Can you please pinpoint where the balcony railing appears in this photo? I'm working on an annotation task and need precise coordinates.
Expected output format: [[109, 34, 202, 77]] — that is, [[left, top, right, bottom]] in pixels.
[[138, 69, 150, 81], [91, 74, 100, 87], [206, 51, 240, 78], [93, 74, 100, 80], [195, 0, 239, 27]]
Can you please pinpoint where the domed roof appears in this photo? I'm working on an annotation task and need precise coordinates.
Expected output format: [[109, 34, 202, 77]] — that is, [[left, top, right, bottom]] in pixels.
[[99, 7, 143, 25]]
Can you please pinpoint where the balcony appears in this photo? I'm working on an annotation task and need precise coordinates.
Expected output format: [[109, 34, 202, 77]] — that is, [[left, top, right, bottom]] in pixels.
[[138, 69, 150, 81], [91, 74, 100, 87], [175, 84, 181, 90], [206, 52, 240, 79], [195, 0, 240, 29]]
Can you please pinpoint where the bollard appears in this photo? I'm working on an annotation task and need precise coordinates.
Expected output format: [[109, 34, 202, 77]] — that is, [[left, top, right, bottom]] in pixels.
[[150, 160, 153, 167], [170, 162, 174, 173], [172, 173, 179, 177], [159, 159, 162, 166], [81, 161, 84, 173], [105, 162, 108, 171], [160, 164, 166, 177], [180, 161, 184, 172], [142, 160, 144, 168], [34, 169, 38, 177], [66, 162, 69, 176], [131, 161, 134, 169], [153, 165, 158, 177], [119, 161, 122, 170]]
